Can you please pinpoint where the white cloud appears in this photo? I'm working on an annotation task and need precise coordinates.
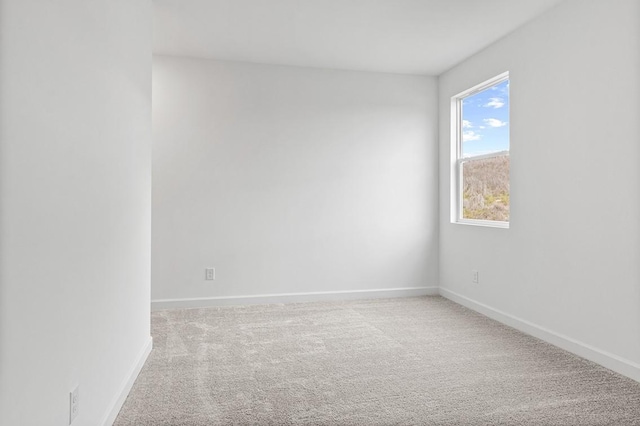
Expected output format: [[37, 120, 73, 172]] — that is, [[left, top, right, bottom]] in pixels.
[[463, 131, 481, 142], [484, 97, 505, 108], [483, 118, 507, 128], [462, 120, 472, 128]]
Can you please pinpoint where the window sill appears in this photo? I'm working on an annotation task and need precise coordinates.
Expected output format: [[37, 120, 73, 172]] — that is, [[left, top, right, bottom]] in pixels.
[[453, 219, 509, 229]]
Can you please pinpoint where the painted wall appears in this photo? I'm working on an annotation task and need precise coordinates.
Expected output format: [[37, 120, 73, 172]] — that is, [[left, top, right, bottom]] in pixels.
[[0, 1, 152, 424], [152, 56, 438, 304], [439, 0, 640, 379]]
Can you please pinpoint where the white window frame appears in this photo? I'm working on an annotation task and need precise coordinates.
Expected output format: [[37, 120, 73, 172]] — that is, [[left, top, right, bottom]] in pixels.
[[450, 72, 510, 229]]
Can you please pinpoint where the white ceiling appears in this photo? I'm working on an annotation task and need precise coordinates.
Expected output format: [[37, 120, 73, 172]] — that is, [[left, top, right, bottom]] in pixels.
[[154, 0, 565, 76]]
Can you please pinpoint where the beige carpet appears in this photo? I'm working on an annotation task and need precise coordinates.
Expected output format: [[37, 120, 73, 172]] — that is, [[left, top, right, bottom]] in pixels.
[[114, 296, 640, 425]]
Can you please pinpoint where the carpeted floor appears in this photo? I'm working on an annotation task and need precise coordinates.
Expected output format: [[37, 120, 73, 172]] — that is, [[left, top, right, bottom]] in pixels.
[[114, 296, 640, 425]]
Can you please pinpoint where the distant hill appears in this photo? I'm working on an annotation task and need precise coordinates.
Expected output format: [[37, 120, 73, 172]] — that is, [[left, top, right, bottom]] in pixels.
[[463, 155, 509, 222]]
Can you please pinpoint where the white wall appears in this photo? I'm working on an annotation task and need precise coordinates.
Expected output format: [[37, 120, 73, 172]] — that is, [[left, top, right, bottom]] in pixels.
[[152, 56, 438, 305], [0, 1, 152, 425], [439, 0, 640, 379]]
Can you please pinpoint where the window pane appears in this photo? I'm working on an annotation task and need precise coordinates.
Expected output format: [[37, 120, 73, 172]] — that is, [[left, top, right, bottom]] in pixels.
[[462, 155, 510, 221], [461, 79, 509, 158]]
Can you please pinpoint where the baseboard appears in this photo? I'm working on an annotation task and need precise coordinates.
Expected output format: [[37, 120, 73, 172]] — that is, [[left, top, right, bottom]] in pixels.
[[151, 286, 439, 310], [100, 336, 153, 426], [439, 287, 640, 383]]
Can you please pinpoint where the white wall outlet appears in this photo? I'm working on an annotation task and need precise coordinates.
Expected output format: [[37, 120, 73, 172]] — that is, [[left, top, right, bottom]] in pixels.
[[472, 270, 479, 284], [69, 385, 79, 424], [205, 268, 215, 280]]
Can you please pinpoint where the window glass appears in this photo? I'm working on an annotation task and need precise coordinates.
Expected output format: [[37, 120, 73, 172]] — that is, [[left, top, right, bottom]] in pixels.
[[461, 79, 509, 158], [462, 155, 510, 221], [453, 74, 510, 226]]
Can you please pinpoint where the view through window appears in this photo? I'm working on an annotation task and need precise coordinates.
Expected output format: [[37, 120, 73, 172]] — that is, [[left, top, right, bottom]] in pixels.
[[454, 74, 510, 226]]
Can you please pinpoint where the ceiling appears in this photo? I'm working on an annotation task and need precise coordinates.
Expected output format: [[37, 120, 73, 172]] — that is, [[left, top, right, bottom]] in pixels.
[[154, 0, 566, 76]]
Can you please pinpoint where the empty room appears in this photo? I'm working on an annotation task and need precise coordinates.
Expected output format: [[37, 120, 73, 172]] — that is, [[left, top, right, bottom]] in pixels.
[[1, 0, 640, 425]]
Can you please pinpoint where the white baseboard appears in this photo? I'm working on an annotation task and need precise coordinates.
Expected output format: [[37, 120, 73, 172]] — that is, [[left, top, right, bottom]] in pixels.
[[151, 286, 439, 311], [101, 336, 153, 426], [439, 287, 640, 383]]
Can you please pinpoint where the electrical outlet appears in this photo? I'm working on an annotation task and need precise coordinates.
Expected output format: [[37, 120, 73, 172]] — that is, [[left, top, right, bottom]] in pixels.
[[69, 385, 79, 424], [472, 270, 479, 284], [205, 268, 215, 280]]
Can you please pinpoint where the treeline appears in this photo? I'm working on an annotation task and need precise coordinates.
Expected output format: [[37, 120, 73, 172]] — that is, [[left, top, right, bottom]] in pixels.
[[463, 155, 509, 221]]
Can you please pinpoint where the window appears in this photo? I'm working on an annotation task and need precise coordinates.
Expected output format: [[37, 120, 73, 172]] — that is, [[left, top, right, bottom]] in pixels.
[[451, 72, 510, 228]]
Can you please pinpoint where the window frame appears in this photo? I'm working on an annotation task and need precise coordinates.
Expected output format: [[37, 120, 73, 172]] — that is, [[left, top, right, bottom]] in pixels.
[[451, 72, 510, 229]]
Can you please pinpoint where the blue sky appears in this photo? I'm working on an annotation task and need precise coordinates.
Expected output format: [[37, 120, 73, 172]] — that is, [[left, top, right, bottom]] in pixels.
[[461, 79, 509, 157]]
